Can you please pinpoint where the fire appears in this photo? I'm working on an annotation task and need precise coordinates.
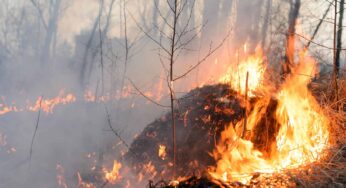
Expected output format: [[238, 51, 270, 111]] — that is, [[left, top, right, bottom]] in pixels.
[[210, 49, 329, 185], [219, 48, 267, 96], [0, 78, 166, 117], [0, 91, 76, 115], [158, 144, 167, 160], [0, 85, 136, 116], [273, 52, 329, 167], [104, 160, 122, 184], [137, 161, 157, 182], [0, 105, 15, 115], [84, 90, 96, 102], [56, 164, 68, 188], [28, 91, 76, 113], [77, 172, 96, 188]]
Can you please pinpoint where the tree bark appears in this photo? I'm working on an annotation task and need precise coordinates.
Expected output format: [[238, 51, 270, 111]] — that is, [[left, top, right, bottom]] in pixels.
[[335, 0, 344, 101]]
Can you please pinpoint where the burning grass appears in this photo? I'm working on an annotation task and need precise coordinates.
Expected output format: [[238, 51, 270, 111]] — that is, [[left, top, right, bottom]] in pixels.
[[120, 49, 346, 187], [68, 72, 345, 188], [74, 48, 346, 187]]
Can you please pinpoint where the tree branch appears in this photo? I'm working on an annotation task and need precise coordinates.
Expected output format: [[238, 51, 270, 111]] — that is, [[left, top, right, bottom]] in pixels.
[[127, 78, 170, 108], [173, 31, 231, 81]]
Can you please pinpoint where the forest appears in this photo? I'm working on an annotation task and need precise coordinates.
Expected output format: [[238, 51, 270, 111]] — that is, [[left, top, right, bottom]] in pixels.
[[0, 0, 345, 187]]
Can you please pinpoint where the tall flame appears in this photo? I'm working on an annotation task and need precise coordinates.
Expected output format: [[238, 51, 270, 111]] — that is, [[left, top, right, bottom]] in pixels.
[[273, 51, 329, 167], [210, 50, 329, 185], [219, 48, 267, 96]]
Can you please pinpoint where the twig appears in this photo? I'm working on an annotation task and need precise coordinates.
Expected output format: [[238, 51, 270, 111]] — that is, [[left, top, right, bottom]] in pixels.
[[306, 2, 332, 48], [127, 78, 170, 108], [29, 0, 48, 30], [29, 96, 43, 163], [103, 102, 130, 150], [295, 32, 346, 50], [173, 31, 231, 81], [98, 0, 105, 96], [241, 72, 249, 139], [170, 0, 178, 179]]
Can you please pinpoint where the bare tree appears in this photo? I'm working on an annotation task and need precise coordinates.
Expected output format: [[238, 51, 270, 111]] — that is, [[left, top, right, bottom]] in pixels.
[[305, 2, 332, 49], [282, 0, 301, 77], [30, 0, 62, 64], [79, 0, 116, 87], [98, 0, 105, 96], [131, 0, 229, 178], [334, 0, 344, 102]]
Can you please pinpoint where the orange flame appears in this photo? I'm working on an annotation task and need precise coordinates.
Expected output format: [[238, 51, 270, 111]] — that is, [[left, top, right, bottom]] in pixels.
[[56, 164, 68, 188], [77, 172, 96, 188], [210, 49, 329, 185], [219, 48, 267, 96], [104, 160, 122, 184], [28, 91, 76, 113], [158, 144, 167, 160]]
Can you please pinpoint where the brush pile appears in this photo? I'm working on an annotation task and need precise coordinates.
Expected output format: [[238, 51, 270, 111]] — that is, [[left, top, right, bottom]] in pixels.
[[124, 81, 346, 187], [125, 84, 280, 183]]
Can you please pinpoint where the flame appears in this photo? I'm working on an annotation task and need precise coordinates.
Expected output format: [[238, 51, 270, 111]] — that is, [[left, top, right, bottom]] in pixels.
[[56, 164, 68, 188], [137, 161, 157, 182], [273, 52, 329, 167], [158, 144, 167, 160], [7, 147, 16, 154], [28, 91, 76, 113], [0, 85, 135, 116], [210, 49, 329, 185], [77, 172, 96, 188], [104, 160, 122, 184], [243, 43, 248, 54], [219, 48, 267, 96], [84, 90, 96, 102], [155, 70, 165, 101], [0, 106, 15, 115], [0, 91, 76, 115]]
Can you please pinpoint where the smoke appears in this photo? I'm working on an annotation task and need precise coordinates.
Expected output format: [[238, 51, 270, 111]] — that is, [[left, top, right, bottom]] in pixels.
[[0, 0, 335, 187]]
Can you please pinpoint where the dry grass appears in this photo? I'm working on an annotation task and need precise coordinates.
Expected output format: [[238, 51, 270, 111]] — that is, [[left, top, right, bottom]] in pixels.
[[274, 77, 346, 188]]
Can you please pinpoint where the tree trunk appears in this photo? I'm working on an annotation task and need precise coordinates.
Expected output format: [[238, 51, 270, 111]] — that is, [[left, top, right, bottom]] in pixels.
[[335, 0, 344, 102], [261, 0, 271, 48], [170, 0, 178, 179], [40, 0, 61, 65], [282, 0, 301, 77]]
